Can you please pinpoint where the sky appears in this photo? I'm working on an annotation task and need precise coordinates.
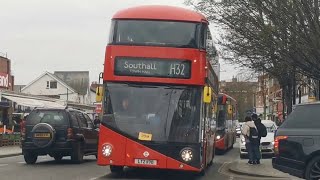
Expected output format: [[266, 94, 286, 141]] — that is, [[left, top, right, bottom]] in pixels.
[[0, 0, 237, 85]]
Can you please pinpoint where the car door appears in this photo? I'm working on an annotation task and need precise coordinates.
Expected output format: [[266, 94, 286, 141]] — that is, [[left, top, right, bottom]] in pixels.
[[74, 112, 91, 151], [83, 113, 98, 151]]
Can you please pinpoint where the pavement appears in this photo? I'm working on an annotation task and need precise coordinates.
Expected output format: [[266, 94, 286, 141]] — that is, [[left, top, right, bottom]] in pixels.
[[228, 159, 302, 179], [0, 146, 22, 158]]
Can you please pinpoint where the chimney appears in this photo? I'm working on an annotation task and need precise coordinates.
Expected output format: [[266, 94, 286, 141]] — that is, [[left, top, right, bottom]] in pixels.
[[232, 76, 237, 82]]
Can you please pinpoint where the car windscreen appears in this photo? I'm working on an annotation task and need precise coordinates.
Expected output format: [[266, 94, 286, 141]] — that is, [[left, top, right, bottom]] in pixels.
[[27, 110, 68, 125], [113, 20, 199, 48], [280, 104, 320, 128]]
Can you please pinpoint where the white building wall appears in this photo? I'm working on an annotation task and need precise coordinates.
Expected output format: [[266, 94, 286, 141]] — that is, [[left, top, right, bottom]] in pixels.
[[22, 74, 79, 102], [89, 91, 96, 105]]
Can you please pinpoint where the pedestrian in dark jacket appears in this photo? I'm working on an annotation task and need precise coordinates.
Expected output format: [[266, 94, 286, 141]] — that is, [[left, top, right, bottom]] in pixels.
[[242, 116, 260, 165], [94, 116, 100, 127], [252, 114, 266, 164]]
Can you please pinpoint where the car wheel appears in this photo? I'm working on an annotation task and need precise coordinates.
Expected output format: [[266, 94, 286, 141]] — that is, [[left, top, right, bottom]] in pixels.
[[53, 154, 63, 161], [24, 152, 38, 164], [71, 144, 84, 164], [305, 155, 320, 180], [110, 165, 124, 173]]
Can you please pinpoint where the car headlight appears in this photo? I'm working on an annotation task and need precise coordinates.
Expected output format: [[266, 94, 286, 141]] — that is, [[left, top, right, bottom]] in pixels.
[[216, 135, 221, 140], [102, 144, 113, 157], [181, 149, 193, 162], [272, 141, 275, 145]]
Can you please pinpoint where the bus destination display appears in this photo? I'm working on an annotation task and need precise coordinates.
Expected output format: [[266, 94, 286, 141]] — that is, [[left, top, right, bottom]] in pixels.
[[114, 57, 191, 78]]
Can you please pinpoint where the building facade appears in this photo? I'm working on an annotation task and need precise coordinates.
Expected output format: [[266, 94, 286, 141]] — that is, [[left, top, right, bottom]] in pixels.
[[220, 78, 258, 121], [0, 56, 14, 91], [21, 71, 92, 104], [0, 55, 14, 126]]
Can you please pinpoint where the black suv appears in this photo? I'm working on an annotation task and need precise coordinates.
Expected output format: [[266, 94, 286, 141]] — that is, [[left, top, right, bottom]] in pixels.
[[273, 103, 320, 179], [21, 108, 98, 164]]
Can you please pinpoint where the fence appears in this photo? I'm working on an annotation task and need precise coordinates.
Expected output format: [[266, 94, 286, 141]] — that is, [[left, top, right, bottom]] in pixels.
[[0, 133, 21, 147]]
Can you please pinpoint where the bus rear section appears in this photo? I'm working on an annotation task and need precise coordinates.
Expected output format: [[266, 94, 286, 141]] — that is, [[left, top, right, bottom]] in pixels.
[[215, 93, 237, 153]]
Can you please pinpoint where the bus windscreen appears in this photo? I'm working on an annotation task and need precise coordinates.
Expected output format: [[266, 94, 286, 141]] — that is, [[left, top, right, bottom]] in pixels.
[[112, 20, 199, 48], [103, 83, 201, 143]]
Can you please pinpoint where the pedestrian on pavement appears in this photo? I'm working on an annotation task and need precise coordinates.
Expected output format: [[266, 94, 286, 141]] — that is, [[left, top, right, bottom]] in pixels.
[[252, 114, 267, 164], [242, 116, 260, 165], [94, 116, 100, 127]]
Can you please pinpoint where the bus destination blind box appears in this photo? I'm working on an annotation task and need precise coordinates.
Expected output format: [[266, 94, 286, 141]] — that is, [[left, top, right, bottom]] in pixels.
[[114, 57, 191, 79]]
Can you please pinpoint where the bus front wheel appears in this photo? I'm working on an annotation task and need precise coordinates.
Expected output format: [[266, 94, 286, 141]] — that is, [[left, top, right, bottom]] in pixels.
[[110, 165, 124, 173]]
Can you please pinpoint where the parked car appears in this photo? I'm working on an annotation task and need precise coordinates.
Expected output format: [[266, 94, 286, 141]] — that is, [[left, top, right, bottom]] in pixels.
[[273, 103, 320, 179], [236, 126, 241, 137], [240, 120, 277, 158], [236, 122, 244, 138], [21, 108, 99, 164]]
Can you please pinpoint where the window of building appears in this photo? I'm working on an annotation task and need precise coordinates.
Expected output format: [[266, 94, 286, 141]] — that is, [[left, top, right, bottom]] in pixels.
[[46, 81, 57, 89]]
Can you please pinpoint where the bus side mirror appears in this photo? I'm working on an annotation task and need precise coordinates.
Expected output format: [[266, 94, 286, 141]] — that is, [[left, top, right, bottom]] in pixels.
[[96, 87, 103, 102], [203, 86, 212, 103]]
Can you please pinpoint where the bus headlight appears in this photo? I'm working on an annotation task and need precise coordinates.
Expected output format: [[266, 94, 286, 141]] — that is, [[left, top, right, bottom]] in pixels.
[[216, 135, 221, 140], [102, 144, 113, 157], [181, 148, 193, 162]]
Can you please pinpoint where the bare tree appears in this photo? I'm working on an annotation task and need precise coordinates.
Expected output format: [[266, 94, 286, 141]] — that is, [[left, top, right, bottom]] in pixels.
[[187, 0, 320, 115]]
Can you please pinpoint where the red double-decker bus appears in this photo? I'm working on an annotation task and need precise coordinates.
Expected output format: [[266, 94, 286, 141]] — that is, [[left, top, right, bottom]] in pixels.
[[215, 93, 237, 153], [97, 5, 219, 175]]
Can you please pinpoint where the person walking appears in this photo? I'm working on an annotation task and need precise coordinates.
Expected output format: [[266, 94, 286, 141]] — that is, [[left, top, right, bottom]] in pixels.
[[94, 116, 101, 127], [242, 116, 260, 165], [252, 114, 267, 164]]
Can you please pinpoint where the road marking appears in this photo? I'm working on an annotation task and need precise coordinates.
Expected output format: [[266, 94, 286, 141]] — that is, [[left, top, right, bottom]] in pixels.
[[17, 162, 25, 164], [89, 177, 100, 180], [0, 164, 8, 167]]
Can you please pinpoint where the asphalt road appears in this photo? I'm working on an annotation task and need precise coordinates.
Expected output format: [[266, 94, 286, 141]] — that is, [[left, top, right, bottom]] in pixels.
[[0, 140, 269, 180]]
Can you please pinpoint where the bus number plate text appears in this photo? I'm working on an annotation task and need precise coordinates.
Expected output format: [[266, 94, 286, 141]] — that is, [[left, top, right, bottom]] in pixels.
[[134, 159, 157, 165]]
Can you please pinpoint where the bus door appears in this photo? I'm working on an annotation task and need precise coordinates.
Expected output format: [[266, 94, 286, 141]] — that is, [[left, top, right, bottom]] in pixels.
[[203, 86, 214, 166]]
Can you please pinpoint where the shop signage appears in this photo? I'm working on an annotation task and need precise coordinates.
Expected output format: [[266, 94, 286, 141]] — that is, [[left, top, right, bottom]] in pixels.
[[95, 103, 102, 114], [0, 73, 9, 88]]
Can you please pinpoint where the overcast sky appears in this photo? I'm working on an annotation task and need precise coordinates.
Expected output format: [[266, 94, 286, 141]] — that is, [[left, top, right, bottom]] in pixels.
[[0, 0, 237, 85]]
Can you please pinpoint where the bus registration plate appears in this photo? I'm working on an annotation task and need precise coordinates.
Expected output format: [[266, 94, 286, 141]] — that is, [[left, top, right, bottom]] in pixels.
[[134, 159, 157, 165]]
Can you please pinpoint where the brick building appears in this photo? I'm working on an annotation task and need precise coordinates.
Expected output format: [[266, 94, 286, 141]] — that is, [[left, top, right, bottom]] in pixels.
[[220, 78, 258, 121], [0, 56, 14, 91], [0, 55, 14, 126]]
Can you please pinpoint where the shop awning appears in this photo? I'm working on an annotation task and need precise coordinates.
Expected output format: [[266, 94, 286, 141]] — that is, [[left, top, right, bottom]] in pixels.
[[2, 95, 66, 108]]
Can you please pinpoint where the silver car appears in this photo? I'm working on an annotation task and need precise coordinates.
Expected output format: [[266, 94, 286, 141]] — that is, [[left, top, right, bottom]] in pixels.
[[240, 120, 277, 158]]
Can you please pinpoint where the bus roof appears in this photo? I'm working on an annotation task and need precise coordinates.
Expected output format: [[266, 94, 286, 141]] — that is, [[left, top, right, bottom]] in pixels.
[[112, 5, 207, 23]]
